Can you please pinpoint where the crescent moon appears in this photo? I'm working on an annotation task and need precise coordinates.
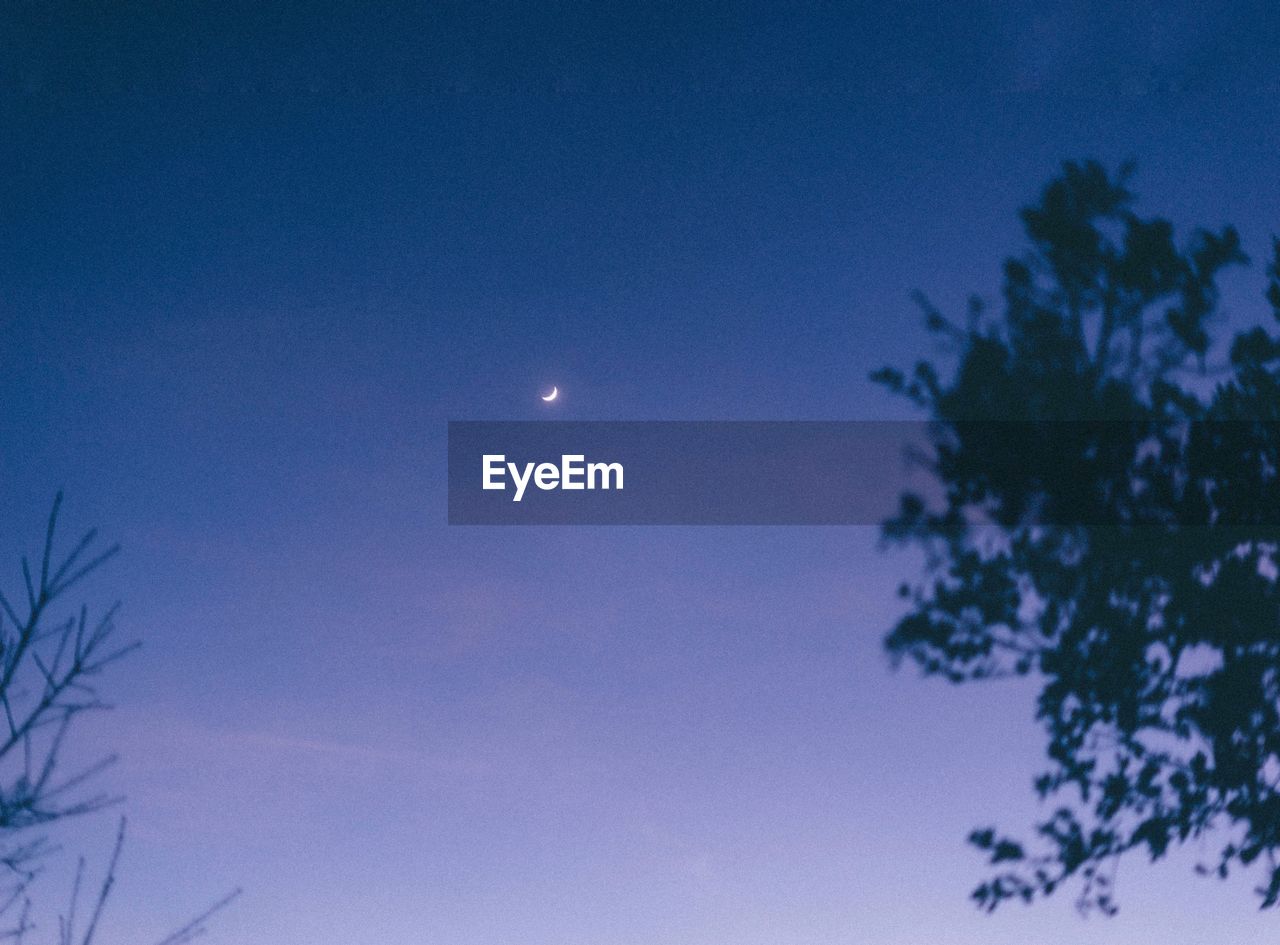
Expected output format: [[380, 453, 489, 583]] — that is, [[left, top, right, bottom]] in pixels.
[[541, 386, 559, 402]]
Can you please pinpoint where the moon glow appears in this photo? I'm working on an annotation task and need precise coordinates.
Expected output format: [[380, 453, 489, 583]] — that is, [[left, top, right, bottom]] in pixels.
[[541, 386, 559, 402]]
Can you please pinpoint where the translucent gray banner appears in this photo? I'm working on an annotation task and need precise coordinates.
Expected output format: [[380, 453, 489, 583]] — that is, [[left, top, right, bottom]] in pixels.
[[449, 421, 927, 525]]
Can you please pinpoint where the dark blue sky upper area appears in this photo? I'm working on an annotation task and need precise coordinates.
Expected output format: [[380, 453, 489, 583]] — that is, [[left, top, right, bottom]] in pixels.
[[7, 1, 1280, 426]]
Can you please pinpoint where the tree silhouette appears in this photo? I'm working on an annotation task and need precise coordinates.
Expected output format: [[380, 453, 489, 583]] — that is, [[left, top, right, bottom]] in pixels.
[[0, 496, 237, 943], [876, 160, 1280, 913]]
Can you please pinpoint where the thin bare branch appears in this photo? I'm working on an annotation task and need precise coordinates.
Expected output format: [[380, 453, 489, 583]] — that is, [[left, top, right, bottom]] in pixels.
[[39, 496, 62, 601], [77, 818, 124, 945], [151, 889, 242, 945]]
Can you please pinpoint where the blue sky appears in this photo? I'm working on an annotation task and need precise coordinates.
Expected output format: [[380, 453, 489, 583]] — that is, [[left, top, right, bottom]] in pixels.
[[5, 2, 1280, 942]]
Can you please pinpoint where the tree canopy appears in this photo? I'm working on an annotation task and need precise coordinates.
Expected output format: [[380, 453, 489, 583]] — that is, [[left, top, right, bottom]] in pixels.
[[876, 160, 1280, 913]]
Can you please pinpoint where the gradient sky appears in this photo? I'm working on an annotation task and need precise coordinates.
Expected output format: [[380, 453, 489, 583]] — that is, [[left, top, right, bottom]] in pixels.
[[5, 3, 1280, 943]]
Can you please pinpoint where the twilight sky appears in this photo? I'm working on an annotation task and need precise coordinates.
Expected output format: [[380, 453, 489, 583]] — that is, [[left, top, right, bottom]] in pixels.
[[5, 2, 1280, 943]]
